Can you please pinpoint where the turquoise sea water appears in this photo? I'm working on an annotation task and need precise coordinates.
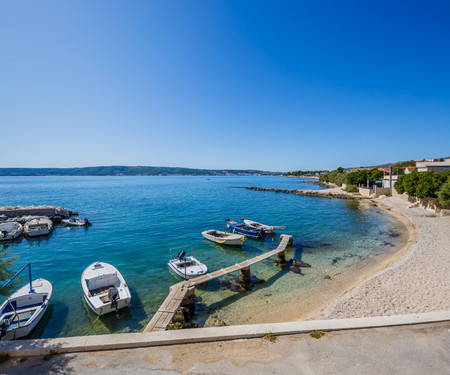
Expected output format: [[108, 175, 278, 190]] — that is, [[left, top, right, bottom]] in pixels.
[[0, 176, 403, 338]]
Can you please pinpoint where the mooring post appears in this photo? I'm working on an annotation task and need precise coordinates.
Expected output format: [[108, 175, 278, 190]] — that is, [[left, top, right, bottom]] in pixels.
[[275, 250, 286, 264], [239, 266, 251, 288]]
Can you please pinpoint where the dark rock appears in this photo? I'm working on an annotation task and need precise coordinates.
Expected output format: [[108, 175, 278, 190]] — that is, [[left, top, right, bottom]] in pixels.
[[332, 257, 342, 265], [213, 318, 228, 327], [182, 322, 198, 329], [324, 275, 332, 280]]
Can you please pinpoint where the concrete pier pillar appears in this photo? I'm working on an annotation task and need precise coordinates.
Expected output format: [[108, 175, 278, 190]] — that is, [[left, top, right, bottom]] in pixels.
[[275, 250, 286, 264], [182, 286, 196, 306], [239, 266, 251, 287]]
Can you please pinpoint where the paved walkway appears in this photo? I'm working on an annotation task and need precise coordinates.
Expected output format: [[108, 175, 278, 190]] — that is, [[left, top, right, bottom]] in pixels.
[[1, 322, 448, 374]]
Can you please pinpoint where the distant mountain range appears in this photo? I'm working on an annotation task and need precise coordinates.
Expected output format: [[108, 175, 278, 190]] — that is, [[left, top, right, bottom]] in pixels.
[[0, 166, 283, 177]]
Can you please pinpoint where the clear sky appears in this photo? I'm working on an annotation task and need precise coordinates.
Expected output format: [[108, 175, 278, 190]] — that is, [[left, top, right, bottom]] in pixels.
[[1, 1, 449, 171]]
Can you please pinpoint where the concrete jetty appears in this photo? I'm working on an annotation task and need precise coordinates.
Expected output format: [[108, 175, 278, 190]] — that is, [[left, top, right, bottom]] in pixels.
[[144, 234, 293, 332]]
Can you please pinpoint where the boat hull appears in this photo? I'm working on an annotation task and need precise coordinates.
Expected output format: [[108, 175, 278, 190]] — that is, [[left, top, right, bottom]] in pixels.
[[0, 222, 23, 241], [168, 257, 208, 279], [81, 261, 131, 316], [24, 218, 53, 237], [226, 221, 264, 238], [202, 230, 245, 246], [243, 219, 276, 234], [0, 278, 53, 340]]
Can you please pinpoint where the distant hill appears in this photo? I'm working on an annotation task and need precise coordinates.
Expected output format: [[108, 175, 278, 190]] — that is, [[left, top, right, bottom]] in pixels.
[[0, 166, 283, 177]]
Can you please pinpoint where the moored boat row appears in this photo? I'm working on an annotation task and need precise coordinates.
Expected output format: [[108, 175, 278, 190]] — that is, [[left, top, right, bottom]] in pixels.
[[0, 215, 91, 241]]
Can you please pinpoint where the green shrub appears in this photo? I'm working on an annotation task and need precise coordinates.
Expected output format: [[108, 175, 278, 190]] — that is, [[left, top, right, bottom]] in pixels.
[[394, 175, 405, 194], [438, 177, 450, 207], [345, 184, 359, 193]]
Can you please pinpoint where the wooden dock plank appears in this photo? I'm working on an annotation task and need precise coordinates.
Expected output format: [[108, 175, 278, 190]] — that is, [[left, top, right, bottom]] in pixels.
[[145, 234, 293, 332]]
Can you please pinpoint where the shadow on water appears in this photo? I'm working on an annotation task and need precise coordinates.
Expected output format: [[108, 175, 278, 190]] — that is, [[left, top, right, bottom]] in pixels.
[[193, 244, 311, 326], [26, 303, 55, 340], [0, 236, 24, 247], [39, 302, 69, 338], [25, 233, 53, 246], [194, 262, 296, 327]]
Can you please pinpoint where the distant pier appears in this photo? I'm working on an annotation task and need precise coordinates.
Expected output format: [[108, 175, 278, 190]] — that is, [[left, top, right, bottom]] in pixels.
[[242, 186, 366, 199], [144, 234, 293, 332]]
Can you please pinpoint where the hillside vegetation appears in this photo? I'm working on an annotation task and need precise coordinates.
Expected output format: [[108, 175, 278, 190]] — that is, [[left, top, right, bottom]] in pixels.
[[0, 166, 281, 177]]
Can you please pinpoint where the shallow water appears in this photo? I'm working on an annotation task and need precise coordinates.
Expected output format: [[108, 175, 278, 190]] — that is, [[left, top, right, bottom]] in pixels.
[[0, 176, 403, 337]]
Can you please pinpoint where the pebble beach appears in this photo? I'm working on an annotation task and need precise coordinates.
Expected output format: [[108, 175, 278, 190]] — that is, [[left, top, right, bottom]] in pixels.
[[316, 195, 450, 319]]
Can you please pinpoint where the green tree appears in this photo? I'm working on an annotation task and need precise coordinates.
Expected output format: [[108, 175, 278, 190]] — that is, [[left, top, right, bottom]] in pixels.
[[336, 167, 344, 173], [403, 173, 420, 196], [438, 177, 450, 206], [394, 175, 405, 194], [0, 245, 20, 297], [415, 171, 440, 198]]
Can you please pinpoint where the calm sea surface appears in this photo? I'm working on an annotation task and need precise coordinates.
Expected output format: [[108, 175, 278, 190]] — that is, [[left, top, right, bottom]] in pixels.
[[0, 176, 403, 338]]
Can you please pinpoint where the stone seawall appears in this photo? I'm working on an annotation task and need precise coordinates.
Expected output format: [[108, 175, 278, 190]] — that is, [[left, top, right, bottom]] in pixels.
[[0, 205, 70, 218], [242, 186, 366, 200]]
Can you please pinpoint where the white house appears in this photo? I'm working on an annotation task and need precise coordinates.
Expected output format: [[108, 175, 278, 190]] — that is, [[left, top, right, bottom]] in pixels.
[[416, 159, 450, 173]]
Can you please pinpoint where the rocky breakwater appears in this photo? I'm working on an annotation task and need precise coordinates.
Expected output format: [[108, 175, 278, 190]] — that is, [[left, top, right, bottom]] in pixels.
[[0, 205, 77, 224], [242, 186, 365, 200]]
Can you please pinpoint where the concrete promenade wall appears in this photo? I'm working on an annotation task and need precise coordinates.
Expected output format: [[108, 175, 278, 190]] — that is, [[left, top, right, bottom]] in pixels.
[[0, 311, 448, 357]]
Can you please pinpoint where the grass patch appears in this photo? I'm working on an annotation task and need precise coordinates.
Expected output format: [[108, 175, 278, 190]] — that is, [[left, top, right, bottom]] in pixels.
[[0, 353, 10, 364], [309, 330, 327, 339], [263, 331, 277, 342], [43, 350, 58, 361]]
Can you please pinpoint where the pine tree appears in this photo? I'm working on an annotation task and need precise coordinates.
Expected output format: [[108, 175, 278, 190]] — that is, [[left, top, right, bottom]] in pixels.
[[0, 244, 21, 297]]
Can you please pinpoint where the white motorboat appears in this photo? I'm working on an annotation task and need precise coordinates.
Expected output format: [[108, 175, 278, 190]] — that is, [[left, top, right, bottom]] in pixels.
[[0, 263, 53, 340], [202, 229, 246, 246], [23, 218, 53, 237], [168, 248, 207, 279], [242, 219, 276, 234], [62, 217, 91, 227], [81, 261, 131, 316], [0, 222, 23, 241]]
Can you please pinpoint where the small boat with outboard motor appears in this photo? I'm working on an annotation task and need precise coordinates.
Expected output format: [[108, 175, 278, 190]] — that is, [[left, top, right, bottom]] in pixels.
[[168, 246, 208, 279], [226, 219, 265, 238], [202, 229, 246, 246], [62, 217, 92, 227], [23, 217, 53, 237], [81, 261, 131, 316], [0, 222, 23, 241], [0, 263, 53, 340], [241, 218, 276, 234]]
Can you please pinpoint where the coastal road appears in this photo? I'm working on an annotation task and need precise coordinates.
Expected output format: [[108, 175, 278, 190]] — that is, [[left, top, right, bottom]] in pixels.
[[1, 321, 449, 374]]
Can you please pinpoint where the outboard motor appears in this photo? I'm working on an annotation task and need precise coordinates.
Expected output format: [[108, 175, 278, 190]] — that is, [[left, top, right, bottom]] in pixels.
[[258, 229, 265, 238], [0, 319, 10, 340], [84, 218, 92, 226], [108, 286, 120, 317], [177, 251, 186, 261]]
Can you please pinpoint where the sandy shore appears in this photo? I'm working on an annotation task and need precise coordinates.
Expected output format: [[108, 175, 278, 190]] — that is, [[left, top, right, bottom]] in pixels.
[[315, 196, 450, 319]]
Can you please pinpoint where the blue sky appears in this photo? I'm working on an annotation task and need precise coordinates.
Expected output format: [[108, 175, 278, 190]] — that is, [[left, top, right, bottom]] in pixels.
[[1, 1, 449, 171]]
